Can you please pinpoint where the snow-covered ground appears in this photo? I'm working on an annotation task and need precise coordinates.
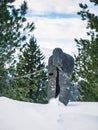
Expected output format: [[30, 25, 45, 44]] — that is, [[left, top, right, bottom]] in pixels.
[[0, 97, 98, 130]]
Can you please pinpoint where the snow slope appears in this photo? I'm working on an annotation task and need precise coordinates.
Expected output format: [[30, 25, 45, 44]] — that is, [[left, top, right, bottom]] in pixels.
[[0, 97, 98, 130]]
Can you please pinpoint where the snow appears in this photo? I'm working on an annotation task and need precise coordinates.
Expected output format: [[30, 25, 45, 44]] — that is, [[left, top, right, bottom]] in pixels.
[[0, 97, 98, 130]]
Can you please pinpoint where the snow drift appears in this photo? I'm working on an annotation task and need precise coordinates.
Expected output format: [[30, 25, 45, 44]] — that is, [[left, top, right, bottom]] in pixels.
[[0, 97, 98, 130]]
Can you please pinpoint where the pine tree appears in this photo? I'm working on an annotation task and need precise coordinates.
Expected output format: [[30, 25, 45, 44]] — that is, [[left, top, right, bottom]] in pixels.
[[72, 0, 98, 101], [16, 37, 47, 103], [0, 0, 35, 97]]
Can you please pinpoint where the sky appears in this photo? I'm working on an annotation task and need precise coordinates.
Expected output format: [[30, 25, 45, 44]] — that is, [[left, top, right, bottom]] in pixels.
[[13, 0, 96, 56], [0, 97, 98, 130]]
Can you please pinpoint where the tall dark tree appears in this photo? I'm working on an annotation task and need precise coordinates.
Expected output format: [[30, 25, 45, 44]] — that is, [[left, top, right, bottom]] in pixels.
[[16, 37, 47, 103], [72, 0, 98, 101]]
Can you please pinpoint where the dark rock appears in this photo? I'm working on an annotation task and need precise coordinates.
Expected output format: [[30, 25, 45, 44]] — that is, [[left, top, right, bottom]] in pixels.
[[47, 48, 74, 105]]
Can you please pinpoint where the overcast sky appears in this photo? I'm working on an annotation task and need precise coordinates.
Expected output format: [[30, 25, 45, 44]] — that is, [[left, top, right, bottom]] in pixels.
[[13, 0, 96, 56]]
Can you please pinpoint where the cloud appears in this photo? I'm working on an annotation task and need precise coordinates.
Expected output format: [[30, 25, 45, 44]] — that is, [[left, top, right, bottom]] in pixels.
[[32, 17, 87, 39], [28, 17, 88, 49], [14, 0, 82, 15]]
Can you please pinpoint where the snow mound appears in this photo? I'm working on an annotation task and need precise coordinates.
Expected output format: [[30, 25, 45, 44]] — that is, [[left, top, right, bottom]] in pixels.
[[0, 97, 98, 130]]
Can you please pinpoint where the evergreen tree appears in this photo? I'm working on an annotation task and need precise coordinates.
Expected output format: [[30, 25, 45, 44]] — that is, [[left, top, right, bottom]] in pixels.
[[16, 37, 47, 103], [72, 0, 98, 101], [0, 0, 35, 97]]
